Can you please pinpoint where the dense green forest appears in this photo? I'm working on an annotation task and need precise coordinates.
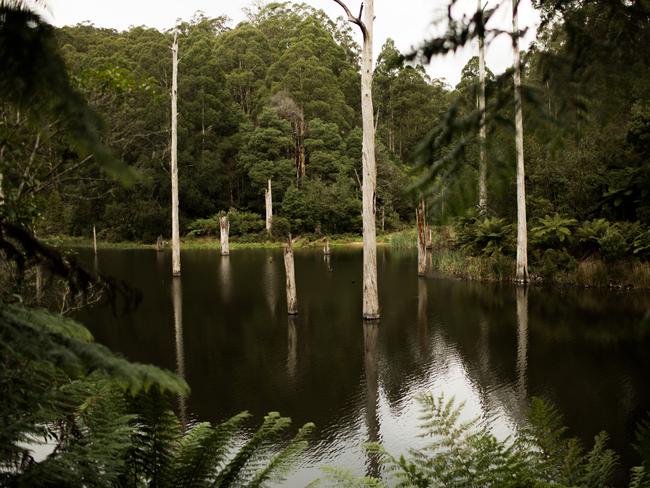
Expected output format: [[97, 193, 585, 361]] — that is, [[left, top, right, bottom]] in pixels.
[[3, 0, 650, 277]]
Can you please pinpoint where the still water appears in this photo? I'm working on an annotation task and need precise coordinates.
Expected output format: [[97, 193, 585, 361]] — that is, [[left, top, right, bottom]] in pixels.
[[76, 247, 650, 485]]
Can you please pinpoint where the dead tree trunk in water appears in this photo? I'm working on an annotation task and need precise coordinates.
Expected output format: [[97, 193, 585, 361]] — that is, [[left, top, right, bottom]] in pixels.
[[416, 198, 427, 277], [284, 235, 298, 315], [170, 31, 181, 276], [323, 237, 331, 255], [478, 0, 488, 213], [220, 216, 230, 256], [265, 178, 272, 234], [333, 0, 379, 319], [512, 0, 528, 283]]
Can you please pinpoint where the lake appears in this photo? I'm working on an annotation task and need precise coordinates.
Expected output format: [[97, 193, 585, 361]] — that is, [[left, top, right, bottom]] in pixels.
[[75, 247, 650, 485]]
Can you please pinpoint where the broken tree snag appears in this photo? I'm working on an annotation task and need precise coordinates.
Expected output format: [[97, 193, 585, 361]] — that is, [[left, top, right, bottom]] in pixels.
[[323, 237, 331, 255], [156, 235, 165, 252], [265, 178, 273, 234], [283, 235, 298, 315], [170, 30, 181, 277], [220, 215, 230, 256], [416, 198, 427, 277], [332, 0, 379, 320], [93, 225, 97, 255]]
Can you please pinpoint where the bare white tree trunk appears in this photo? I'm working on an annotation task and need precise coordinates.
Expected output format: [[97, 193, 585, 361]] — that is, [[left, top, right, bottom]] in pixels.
[[284, 236, 298, 315], [265, 178, 272, 234], [478, 0, 488, 213], [426, 225, 433, 249], [333, 0, 380, 319], [323, 237, 331, 255], [220, 216, 230, 256], [416, 198, 427, 277], [512, 0, 528, 283], [170, 31, 181, 276], [92, 225, 97, 255]]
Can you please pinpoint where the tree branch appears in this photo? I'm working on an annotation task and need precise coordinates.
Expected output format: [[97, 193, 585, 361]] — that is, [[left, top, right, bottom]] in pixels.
[[331, 0, 368, 40]]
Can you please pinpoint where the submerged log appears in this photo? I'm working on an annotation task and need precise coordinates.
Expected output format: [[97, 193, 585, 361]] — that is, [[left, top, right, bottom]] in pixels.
[[220, 216, 230, 256], [283, 235, 298, 315], [416, 198, 427, 277]]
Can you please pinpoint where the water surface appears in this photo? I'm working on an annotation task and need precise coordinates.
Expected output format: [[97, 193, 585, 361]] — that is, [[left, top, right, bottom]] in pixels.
[[76, 247, 650, 485]]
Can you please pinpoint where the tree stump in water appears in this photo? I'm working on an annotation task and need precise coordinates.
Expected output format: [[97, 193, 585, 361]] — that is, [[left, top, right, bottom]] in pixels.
[[283, 235, 298, 315], [156, 235, 165, 252], [323, 237, 331, 255], [220, 216, 230, 256], [416, 198, 427, 277]]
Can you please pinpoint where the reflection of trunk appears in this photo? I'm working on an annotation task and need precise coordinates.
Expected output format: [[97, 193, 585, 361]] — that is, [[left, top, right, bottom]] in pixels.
[[220, 255, 232, 303], [283, 237, 298, 315], [287, 315, 298, 383], [512, 0, 528, 283], [416, 198, 427, 277], [418, 278, 428, 355], [516, 287, 528, 410], [363, 320, 381, 478], [170, 31, 181, 277], [265, 179, 272, 234], [93, 225, 97, 256], [264, 254, 277, 316], [220, 216, 230, 256], [172, 277, 187, 427]]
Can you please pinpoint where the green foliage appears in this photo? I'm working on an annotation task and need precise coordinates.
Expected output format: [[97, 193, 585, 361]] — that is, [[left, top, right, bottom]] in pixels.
[[187, 209, 264, 238], [270, 215, 291, 240], [455, 217, 515, 256], [316, 393, 647, 487], [531, 214, 578, 249]]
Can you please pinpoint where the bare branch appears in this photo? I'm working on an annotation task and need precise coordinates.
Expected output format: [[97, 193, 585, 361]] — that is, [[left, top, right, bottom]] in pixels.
[[331, 0, 368, 40]]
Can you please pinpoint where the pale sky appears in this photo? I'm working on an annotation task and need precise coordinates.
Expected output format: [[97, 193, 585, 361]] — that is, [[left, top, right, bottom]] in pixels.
[[47, 0, 540, 87]]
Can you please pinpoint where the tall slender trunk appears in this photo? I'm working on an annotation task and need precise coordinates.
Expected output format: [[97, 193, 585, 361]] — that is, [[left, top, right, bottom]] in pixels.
[[416, 198, 427, 277], [478, 0, 488, 213], [361, 1, 379, 319], [512, 0, 528, 283], [265, 179, 273, 234], [332, 0, 379, 318], [170, 31, 181, 276]]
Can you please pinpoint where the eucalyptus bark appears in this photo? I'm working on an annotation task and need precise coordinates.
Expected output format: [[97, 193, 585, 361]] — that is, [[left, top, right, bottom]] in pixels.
[[416, 198, 427, 277], [283, 236, 298, 315], [512, 0, 528, 283], [265, 178, 272, 234], [220, 216, 230, 256], [170, 31, 181, 276], [333, 0, 379, 319], [478, 0, 488, 213]]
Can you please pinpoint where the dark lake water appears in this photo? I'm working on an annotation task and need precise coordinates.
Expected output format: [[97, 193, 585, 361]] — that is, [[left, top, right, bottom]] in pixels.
[[75, 247, 650, 485]]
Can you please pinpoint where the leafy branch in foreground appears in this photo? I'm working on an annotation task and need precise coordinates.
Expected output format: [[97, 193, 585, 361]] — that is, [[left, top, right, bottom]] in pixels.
[[315, 393, 650, 487], [0, 303, 314, 487]]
